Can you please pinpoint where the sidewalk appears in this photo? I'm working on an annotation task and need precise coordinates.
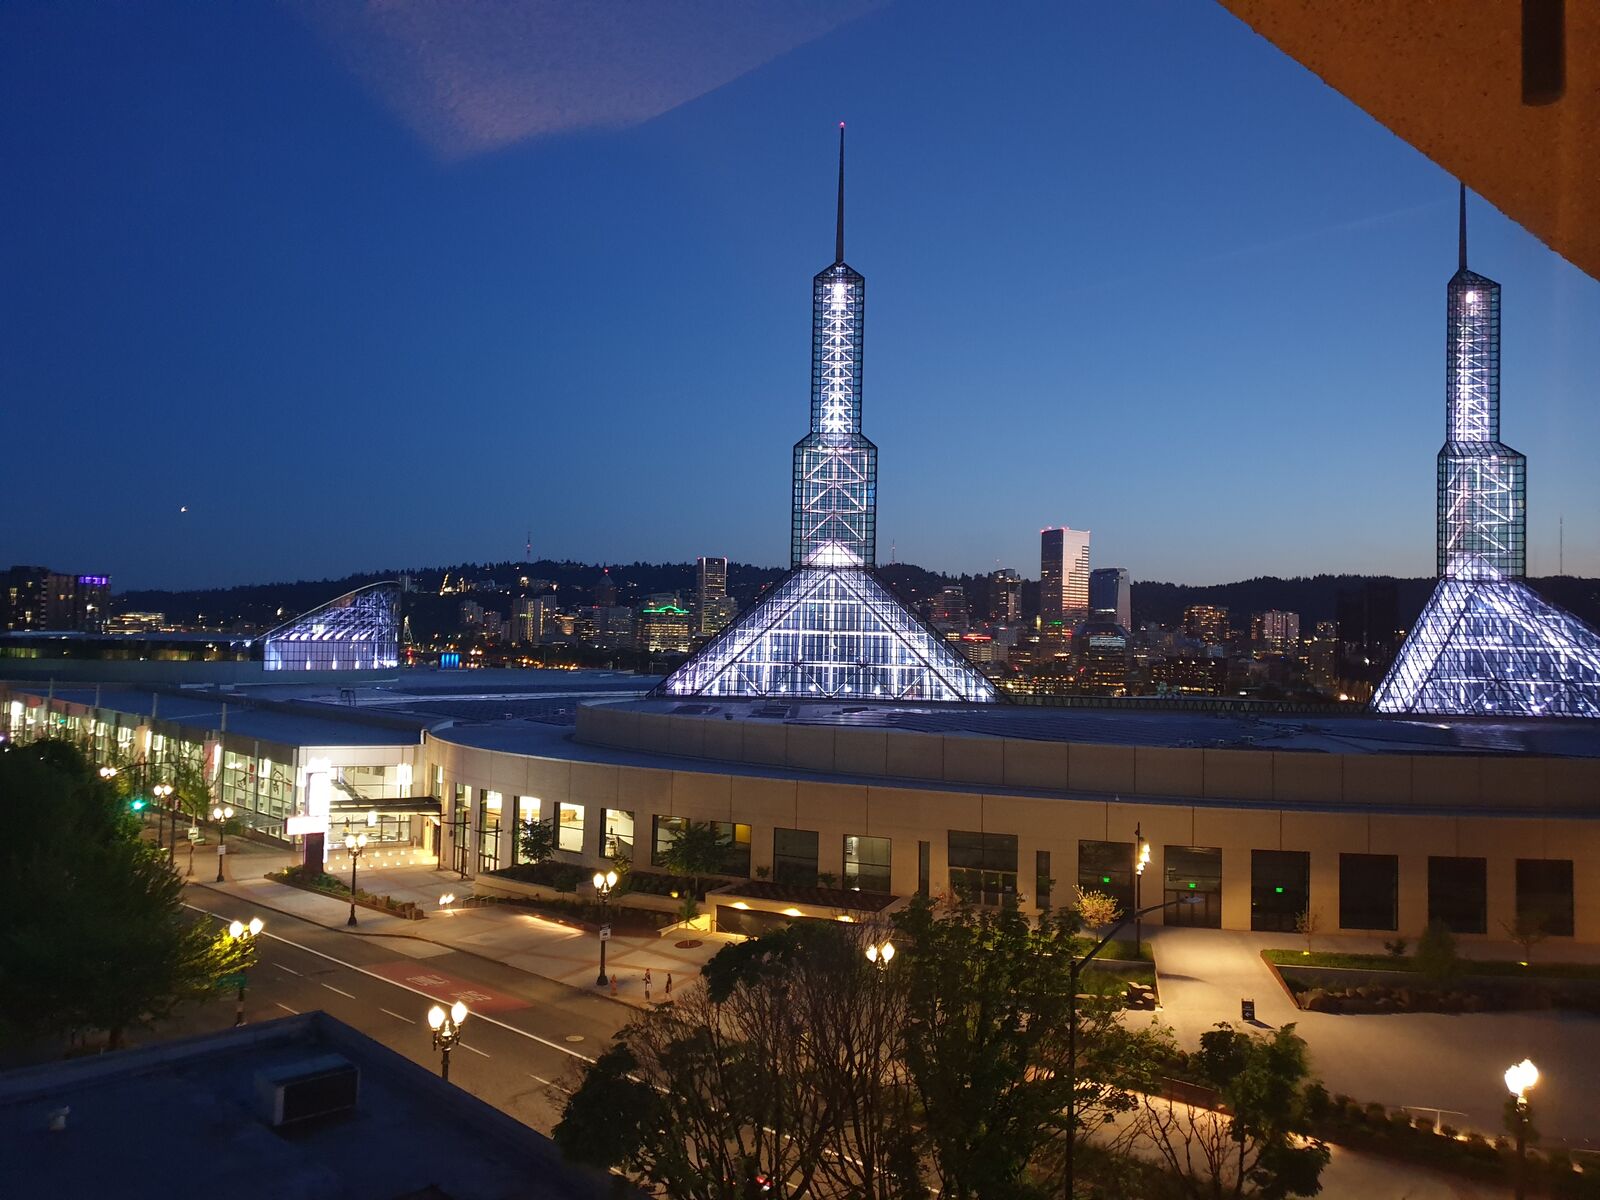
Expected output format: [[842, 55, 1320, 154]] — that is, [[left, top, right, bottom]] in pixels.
[[195, 836, 733, 1009]]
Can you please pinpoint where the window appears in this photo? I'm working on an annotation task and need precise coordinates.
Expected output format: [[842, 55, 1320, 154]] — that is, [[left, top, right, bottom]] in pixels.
[[1515, 859, 1573, 937], [651, 816, 753, 877], [1164, 846, 1222, 928], [844, 835, 891, 892], [948, 830, 1017, 906], [479, 790, 502, 873], [1251, 850, 1310, 933], [514, 796, 541, 864], [1339, 854, 1398, 931], [1428, 856, 1487, 934], [604, 809, 635, 862], [451, 783, 470, 875], [1078, 840, 1134, 915], [773, 828, 820, 886], [918, 840, 930, 897], [1036, 850, 1052, 911], [558, 803, 585, 854]]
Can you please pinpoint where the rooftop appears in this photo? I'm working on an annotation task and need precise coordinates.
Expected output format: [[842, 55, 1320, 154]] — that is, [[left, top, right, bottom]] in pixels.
[[0, 1012, 617, 1200]]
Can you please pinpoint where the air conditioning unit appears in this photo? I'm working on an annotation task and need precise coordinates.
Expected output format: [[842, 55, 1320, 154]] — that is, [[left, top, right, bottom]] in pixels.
[[255, 1055, 360, 1128]]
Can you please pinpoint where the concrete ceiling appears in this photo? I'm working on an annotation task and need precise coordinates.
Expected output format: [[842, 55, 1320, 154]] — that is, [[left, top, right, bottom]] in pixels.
[[1218, 1, 1599, 281]]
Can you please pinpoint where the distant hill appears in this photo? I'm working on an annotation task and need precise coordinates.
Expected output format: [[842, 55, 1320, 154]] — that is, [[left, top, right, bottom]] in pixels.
[[114, 561, 1600, 636]]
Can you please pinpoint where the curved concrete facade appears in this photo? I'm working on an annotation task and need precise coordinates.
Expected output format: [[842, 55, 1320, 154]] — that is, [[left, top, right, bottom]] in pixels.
[[429, 701, 1600, 944]]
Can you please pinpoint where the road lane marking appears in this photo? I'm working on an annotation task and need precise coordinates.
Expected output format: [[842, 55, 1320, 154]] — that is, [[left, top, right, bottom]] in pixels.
[[275, 1003, 298, 1015], [530, 1074, 571, 1093], [322, 983, 357, 999], [184, 901, 597, 1063], [380, 1008, 415, 1024], [271, 961, 302, 976], [461, 1043, 490, 1058]]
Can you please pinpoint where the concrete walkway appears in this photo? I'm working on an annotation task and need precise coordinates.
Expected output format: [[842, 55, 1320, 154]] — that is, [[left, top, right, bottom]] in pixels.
[[1139, 925, 1600, 1152], [195, 836, 734, 1010]]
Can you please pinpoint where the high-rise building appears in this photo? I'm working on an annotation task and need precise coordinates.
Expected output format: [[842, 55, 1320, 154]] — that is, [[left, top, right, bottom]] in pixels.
[[694, 556, 738, 636], [1374, 187, 1600, 716], [3, 566, 109, 632], [593, 570, 617, 608], [657, 127, 994, 703], [927, 586, 970, 633], [988, 568, 1021, 623], [1182, 605, 1229, 647], [637, 602, 692, 653], [1254, 610, 1300, 655], [1040, 528, 1090, 626], [1088, 567, 1130, 631], [458, 600, 485, 629], [1074, 619, 1128, 695], [515, 596, 553, 644]]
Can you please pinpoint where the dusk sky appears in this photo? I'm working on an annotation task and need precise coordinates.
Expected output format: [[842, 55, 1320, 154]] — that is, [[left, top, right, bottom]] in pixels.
[[4, 1, 1598, 591]]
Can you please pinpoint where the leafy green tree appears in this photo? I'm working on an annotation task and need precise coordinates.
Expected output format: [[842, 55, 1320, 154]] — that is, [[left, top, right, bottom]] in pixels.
[[1415, 921, 1462, 984], [1139, 1022, 1329, 1199], [893, 896, 1167, 1199], [662, 819, 728, 881], [517, 817, 557, 865], [0, 741, 249, 1051]]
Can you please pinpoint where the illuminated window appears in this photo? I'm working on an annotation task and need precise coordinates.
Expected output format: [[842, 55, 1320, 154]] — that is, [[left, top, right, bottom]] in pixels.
[[558, 803, 585, 854]]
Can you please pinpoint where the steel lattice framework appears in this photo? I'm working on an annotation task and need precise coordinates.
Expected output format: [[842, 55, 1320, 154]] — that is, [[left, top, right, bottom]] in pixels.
[[263, 581, 400, 672], [659, 564, 996, 702], [1375, 188, 1600, 717], [659, 126, 996, 704]]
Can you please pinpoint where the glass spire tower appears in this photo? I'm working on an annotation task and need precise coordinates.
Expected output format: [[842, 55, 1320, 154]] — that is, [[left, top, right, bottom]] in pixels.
[[659, 127, 996, 703], [1373, 187, 1600, 718]]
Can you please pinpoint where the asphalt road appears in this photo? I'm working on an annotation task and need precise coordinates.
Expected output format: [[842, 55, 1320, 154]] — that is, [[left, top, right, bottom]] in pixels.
[[171, 881, 631, 1135]]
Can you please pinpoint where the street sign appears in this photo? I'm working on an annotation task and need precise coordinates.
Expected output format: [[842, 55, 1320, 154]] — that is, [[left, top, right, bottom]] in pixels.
[[598, 925, 612, 942], [188, 826, 202, 842], [1241, 998, 1256, 1022]]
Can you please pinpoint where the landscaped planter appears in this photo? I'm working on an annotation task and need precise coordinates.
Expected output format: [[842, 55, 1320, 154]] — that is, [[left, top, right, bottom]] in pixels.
[[1271, 960, 1600, 1014], [267, 870, 426, 920]]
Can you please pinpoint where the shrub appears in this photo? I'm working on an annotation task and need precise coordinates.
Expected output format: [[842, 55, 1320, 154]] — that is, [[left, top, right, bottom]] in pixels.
[[1304, 1081, 1331, 1120], [1414, 1116, 1434, 1135], [1416, 921, 1463, 984]]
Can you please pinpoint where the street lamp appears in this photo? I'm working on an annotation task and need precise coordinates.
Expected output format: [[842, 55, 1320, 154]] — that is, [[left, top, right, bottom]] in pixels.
[[1134, 823, 1152, 957], [212, 804, 234, 881], [98, 765, 118, 780], [153, 783, 176, 864], [593, 870, 618, 986], [225, 916, 264, 1026], [865, 939, 896, 968], [1505, 1058, 1539, 1200], [427, 1000, 469, 1081], [344, 833, 368, 926]]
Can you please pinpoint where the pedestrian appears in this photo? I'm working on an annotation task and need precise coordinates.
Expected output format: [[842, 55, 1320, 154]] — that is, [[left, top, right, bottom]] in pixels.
[[665, 972, 672, 996], [644, 967, 652, 989], [609, 974, 617, 996]]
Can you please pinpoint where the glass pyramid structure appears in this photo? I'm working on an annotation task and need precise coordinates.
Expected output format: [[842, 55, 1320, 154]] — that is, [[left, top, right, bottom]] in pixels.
[[658, 127, 996, 704], [1373, 188, 1600, 718]]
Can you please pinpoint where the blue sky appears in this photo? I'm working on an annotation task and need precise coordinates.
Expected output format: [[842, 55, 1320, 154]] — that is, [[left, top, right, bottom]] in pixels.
[[4, 1, 1597, 590]]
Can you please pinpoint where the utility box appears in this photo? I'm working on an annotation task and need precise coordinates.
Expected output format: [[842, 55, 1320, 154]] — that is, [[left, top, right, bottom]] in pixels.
[[255, 1055, 359, 1128]]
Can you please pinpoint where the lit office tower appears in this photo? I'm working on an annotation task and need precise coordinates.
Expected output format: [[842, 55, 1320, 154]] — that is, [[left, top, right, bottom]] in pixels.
[[1040, 528, 1090, 625], [695, 556, 737, 636], [1374, 187, 1600, 717], [989, 568, 1022, 623], [1089, 567, 1131, 631], [658, 127, 994, 702]]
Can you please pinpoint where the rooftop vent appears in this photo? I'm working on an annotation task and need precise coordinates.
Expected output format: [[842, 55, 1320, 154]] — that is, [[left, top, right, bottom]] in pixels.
[[255, 1055, 359, 1129]]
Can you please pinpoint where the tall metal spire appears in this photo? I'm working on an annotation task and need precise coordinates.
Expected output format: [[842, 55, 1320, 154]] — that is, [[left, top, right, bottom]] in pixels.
[[1458, 181, 1467, 271], [835, 122, 846, 264]]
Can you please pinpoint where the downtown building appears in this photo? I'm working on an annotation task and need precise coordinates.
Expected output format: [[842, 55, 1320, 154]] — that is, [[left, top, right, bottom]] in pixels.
[[1040, 527, 1090, 627], [1088, 566, 1131, 631]]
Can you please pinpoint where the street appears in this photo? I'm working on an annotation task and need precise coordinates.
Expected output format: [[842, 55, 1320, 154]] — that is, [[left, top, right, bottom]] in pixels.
[[174, 882, 631, 1135]]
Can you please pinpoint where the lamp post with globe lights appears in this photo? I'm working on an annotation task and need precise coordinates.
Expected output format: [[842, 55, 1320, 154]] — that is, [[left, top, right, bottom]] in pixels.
[[344, 833, 368, 926], [1505, 1058, 1539, 1200], [593, 870, 618, 986], [152, 783, 176, 864], [211, 804, 234, 881], [1134, 823, 1152, 956], [224, 916, 264, 1026], [427, 1000, 469, 1081], [865, 939, 895, 970]]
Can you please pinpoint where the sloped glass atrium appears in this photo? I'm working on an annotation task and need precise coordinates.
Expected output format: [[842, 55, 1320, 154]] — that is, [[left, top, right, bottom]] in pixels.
[[659, 558, 996, 702], [263, 582, 400, 672]]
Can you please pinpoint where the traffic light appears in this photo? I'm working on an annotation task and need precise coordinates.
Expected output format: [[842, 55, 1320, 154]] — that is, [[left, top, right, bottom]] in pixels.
[[129, 797, 147, 812]]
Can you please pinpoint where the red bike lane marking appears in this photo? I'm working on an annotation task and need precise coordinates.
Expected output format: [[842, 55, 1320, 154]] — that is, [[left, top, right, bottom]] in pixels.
[[363, 961, 531, 1014]]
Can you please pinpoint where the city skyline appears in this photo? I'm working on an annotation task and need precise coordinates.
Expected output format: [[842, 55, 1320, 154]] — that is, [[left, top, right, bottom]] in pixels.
[[4, 2, 1600, 591]]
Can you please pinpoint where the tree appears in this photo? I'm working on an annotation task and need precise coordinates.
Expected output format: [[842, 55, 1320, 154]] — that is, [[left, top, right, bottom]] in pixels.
[[662, 819, 728, 882], [1138, 1022, 1330, 1199], [0, 741, 248, 1052], [1502, 912, 1549, 964], [1415, 921, 1462, 984], [1073, 886, 1122, 931], [517, 817, 556, 865], [893, 896, 1167, 1199], [1295, 907, 1320, 955], [557, 920, 922, 1199]]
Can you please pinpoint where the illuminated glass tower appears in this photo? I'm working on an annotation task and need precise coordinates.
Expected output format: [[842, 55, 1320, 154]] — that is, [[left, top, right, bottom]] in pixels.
[[792, 128, 877, 569], [659, 127, 996, 703], [1373, 187, 1600, 718]]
